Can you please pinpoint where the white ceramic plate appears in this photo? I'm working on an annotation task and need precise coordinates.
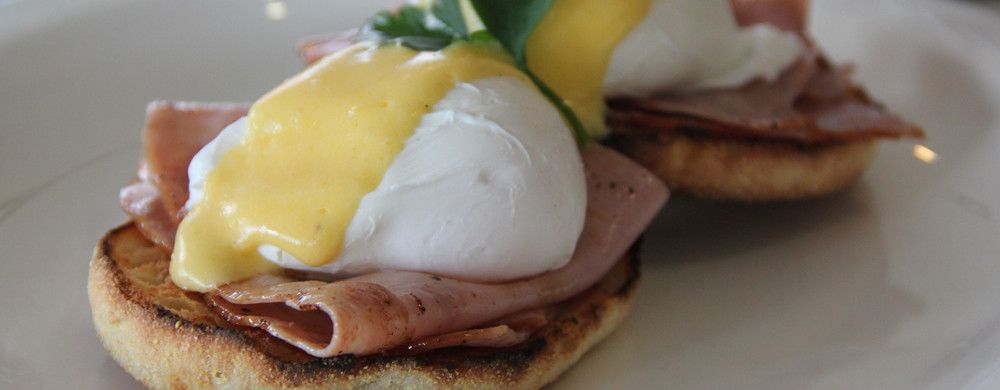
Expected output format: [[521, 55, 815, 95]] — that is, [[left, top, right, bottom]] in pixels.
[[1, 0, 998, 388]]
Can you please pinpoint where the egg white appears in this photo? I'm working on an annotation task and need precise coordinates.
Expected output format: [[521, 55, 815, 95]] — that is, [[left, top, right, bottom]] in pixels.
[[604, 0, 803, 96], [408, 0, 801, 98]]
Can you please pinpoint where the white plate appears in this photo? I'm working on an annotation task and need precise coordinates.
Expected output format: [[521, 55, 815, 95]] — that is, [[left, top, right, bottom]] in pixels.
[[1, 0, 998, 388]]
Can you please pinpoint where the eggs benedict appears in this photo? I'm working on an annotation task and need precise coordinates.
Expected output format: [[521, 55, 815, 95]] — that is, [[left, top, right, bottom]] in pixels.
[[90, 2, 668, 388], [530, 0, 925, 201], [171, 42, 588, 291]]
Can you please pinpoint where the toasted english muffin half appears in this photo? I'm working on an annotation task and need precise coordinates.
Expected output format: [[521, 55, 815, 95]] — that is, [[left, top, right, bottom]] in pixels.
[[607, 128, 878, 202], [88, 223, 641, 390]]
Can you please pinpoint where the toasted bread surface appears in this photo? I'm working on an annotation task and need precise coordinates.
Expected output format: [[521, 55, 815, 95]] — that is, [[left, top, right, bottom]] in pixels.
[[89, 224, 640, 390], [607, 129, 878, 202]]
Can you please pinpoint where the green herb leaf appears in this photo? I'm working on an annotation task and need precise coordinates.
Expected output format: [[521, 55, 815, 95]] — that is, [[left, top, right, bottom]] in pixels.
[[525, 70, 590, 148], [468, 30, 499, 44], [432, 0, 468, 37], [364, 0, 590, 147], [469, 0, 589, 147], [366, 4, 460, 51], [468, 0, 552, 67]]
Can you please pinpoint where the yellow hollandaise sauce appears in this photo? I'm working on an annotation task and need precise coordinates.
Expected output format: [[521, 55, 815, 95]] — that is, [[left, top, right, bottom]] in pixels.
[[170, 43, 526, 292], [526, 0, 652, 137]]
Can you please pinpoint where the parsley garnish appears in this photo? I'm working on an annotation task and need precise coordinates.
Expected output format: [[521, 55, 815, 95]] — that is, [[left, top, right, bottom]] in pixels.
[[431, 0, 468, 37], [362, 0, 590, 148], [469, 0, 589, 148], [365, 4, 458, 51]]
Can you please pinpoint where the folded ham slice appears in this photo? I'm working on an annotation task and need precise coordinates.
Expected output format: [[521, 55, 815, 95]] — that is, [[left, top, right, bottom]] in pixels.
[[206, 145, 668, 357], [396, 308, 552, 354], [120, 102, 247, 249], [119, 163, 177, 249], [607, 49, 924, 145], [141, 102, 248, 222]]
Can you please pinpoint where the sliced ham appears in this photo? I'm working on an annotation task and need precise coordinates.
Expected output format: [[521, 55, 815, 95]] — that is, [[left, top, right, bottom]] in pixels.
[[120, 102, 247, 247], [607, 49, 924, 145], [142, 101, 248, 222], [119, 163, 177, 250], [393, 307, 552, 354], [206, 145, 668, 357], [399, 325, 531, 354]]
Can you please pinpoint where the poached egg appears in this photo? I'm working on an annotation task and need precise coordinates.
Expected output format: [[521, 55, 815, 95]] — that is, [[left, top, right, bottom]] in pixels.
[[172, 43, 587, 292]]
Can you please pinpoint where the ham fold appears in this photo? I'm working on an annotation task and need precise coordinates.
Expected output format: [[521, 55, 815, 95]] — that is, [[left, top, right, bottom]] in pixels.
[[606, 49, 924, 145], [119, 163, 177, 249], [141, 101, 248, 222], [396, 308, 552, 354], [119, 102, 247, 249], [206, 145, 668, 357]]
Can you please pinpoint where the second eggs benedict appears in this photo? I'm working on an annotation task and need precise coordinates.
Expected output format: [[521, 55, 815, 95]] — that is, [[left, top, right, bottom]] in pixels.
[[524, 0, 925, 201]]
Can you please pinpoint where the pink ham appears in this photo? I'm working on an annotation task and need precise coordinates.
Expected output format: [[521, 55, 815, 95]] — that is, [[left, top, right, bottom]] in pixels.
[[206, 145, 668, 357], [119, 162, 177, 250], [393, 306, 552, 354], [608, 50, 924, 145], [120, 102, 248, 247], [142, 101, 248, 222], [399, 325, 532, 354]]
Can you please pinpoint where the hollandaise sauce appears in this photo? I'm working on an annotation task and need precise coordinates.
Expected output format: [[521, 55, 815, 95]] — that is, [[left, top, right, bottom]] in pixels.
[[171, 43, 526, 292], [526, 0, 652, 137]]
